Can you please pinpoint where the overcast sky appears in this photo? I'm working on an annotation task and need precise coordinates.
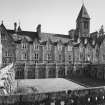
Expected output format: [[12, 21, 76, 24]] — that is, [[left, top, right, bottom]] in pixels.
[[0, 0, 105, 34]]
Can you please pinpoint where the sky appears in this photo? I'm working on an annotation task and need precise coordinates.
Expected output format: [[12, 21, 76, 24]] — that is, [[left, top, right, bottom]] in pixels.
[[0, 0, 105, 34]]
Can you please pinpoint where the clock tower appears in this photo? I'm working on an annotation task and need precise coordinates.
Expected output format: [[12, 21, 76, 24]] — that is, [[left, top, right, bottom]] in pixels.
[[76, 4, 90, 38]]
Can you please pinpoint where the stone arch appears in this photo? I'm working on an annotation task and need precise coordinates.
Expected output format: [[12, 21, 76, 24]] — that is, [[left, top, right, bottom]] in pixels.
[[58, 67, 65, 78], [48, 68, 56, 78]]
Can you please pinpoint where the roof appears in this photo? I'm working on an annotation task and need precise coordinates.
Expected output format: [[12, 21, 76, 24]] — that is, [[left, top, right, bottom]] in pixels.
[[77, 4, 90, 21], [17, 78, 86, 93], [40, 33, 70, 43], [7, 29, 38, 41], [7, 29, 70, 44], [0, 22, 71, 44]]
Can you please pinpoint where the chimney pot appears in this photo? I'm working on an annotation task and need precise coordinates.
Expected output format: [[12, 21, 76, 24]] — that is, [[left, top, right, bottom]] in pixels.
[[14, 22, 17, 32]]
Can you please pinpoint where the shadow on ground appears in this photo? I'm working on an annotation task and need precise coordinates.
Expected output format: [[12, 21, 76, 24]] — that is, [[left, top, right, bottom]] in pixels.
[[67, 74, 105, 87]]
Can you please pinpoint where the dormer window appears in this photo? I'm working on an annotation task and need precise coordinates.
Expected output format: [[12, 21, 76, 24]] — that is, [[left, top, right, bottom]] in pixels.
[[68, 46, 72, 51], [58, 45, 62, 51]]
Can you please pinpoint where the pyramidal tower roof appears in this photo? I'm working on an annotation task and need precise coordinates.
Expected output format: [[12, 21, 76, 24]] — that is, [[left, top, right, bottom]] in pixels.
[[76, 4, 90, 21]]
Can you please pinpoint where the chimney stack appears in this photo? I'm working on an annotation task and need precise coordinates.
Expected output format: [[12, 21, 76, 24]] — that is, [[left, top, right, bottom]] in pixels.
[[37, 24, 41, 33], [14, 22, 17, 32], [36, 24, 41, 39]]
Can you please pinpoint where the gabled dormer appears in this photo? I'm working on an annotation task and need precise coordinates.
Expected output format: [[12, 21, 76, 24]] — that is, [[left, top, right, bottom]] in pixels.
[[76, 4, 90, 38]]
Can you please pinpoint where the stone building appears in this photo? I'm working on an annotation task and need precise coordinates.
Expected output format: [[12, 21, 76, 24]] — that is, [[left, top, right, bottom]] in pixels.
[[0, 4, 105, 79]]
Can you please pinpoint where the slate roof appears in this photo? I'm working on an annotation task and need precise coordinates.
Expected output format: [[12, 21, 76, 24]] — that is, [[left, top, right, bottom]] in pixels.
[[7, 29, 38, 41], [40, 32, 70, 43], [77, 4, 90, 21], [7, 29, 71, 44], [1, 22, 105, 47]]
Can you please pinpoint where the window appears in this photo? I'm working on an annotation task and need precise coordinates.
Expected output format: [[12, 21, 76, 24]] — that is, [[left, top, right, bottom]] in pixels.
[[34, 44, 39, 50], [59, 54, 62, 62], [16, 70, 24, 79], [47, 44, 51, 50], [47, 53, 51, 60], [27, 69, 35, 79], [80, 47, 82, 52], [24, 53, 27, 59], [35, 60, 38, 63], [87, 55, 90, 61], [35, 53, 39, 60], [69, 55, 71, 63], [68, 46, 72, 51], [58, 45, 62, 51], [47, 53, 52, 63], [103, 54, 105, 60], [84, 21, 89, 29], [2, 58, 6, 64], [22, 53, 27, 60], [22, 43, 27, 49], [1, 33, 6, 40], [5, 51, 8, 56]]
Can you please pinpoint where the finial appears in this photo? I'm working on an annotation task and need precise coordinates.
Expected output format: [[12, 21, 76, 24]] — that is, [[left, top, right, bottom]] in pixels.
[[82, 0, 84, 5], [18, 19, 21, 26]]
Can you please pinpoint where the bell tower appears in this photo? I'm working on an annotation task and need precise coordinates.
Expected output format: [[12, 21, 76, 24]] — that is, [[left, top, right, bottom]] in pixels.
[[76, 4, 90, 38]]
